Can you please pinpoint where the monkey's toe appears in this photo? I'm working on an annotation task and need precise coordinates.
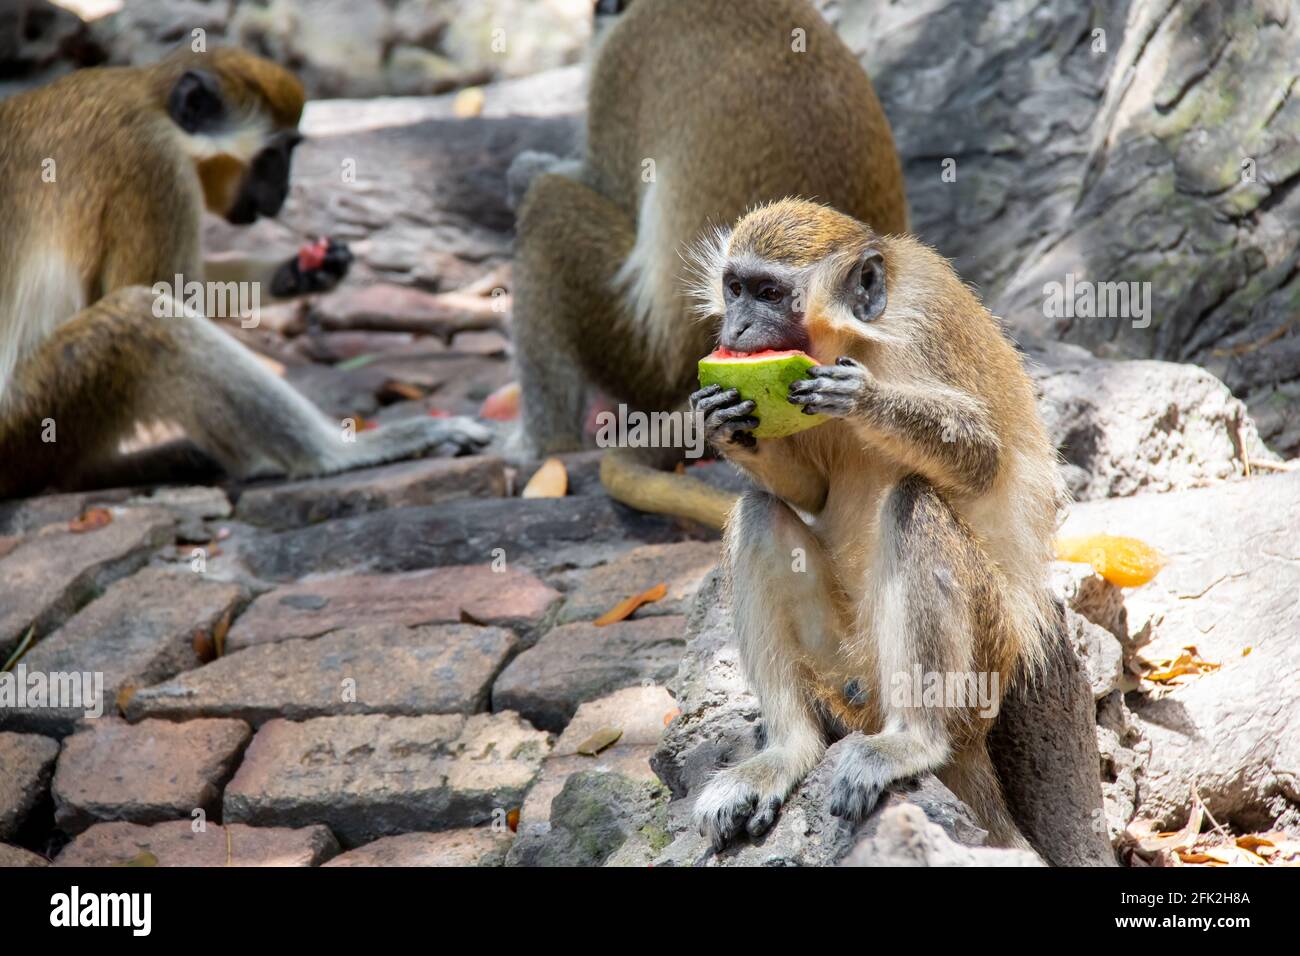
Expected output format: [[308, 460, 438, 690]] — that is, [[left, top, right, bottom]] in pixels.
[[745, 795, 784, 839], [828, 774, 882, 822], [693, 776, 761, 851]]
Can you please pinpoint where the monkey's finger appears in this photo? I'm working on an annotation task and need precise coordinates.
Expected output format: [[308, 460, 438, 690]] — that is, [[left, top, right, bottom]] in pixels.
[[713, 399, 757, 421], [745, 796, 783, 838], [804, 364, 860, 380], [713, 416, 760, 434], [689, 384, 724, 408], [789, 379, 860, 398], [694, 387, 746, 416]]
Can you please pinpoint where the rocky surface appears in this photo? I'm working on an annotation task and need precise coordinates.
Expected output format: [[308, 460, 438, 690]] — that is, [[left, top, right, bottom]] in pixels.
[[54, 820, 339, 867]]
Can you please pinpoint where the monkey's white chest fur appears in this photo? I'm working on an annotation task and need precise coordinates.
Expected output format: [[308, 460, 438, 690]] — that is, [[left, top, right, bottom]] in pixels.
[[0, 250, 86, 398]]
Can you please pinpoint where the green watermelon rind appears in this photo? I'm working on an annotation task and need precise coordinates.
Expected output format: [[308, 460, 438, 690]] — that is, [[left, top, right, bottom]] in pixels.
[[697, 350, 830, 439]]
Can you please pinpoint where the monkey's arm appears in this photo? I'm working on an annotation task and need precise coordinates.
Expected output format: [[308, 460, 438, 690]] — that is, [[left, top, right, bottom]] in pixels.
[[788, 358, 999, 497], [204, 238, 353, 300]]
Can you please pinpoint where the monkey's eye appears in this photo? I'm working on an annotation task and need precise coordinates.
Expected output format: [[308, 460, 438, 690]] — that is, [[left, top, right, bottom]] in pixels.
[[725, 278, 744, 299], [757, 283, 784, 304]]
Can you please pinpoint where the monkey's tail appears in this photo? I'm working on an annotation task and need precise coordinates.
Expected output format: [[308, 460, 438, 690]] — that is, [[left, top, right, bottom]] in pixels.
[[599, 447, 737, 530]]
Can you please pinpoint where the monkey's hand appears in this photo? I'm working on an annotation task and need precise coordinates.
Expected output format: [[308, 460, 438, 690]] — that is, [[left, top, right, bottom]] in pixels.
[[271, 237, 354, 297], [786, 356, 874, 418], [691, 384, 759, 452]]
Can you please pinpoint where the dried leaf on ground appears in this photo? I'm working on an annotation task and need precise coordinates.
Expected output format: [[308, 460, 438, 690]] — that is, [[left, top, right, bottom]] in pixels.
[[593, 583, 667, 627]]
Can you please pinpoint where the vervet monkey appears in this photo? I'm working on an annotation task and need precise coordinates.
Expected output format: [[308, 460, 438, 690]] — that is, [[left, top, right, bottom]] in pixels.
[[686, 199, 1062, 850], [0, 47, 487, 499], [512, 0, 907, 491]]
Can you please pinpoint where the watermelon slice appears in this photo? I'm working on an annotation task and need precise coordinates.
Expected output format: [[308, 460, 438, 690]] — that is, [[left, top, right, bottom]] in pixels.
[[698, 348, 829, 439]]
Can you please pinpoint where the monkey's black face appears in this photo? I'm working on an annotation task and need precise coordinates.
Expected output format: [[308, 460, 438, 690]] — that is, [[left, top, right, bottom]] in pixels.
[[225, 131, 303, 225], [719, 267, 810, 354]]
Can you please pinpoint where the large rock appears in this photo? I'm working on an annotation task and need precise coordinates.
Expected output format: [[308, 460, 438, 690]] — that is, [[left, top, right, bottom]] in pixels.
[[0, 507, 173, 658], [51, 718, 251, 834], [492, 617, 687, 732], [830, 0, 1300, 455], [223, 712, 550, 847], [323, 829, 512, 867], [233, 456, 507, 530], [0, 732, 59, 840], [1027, 339, 1276, 501], [127, 624, 517, 725], [1060, 471, 1300, 830], [226, 565, 559, 651], [842, 802, 1043, 867], [1, 567, 246, 736], [54, 821, 338, 867], [240, 497, 693, 583]]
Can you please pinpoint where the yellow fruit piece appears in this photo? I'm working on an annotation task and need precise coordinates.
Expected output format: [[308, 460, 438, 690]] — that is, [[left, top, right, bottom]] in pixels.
[[1054, 534, 1165, 587]]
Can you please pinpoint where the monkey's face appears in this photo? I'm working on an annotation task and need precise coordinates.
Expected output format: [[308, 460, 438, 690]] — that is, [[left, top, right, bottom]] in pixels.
[[717, 259, 811, 354], [166, 57, 306, 225]]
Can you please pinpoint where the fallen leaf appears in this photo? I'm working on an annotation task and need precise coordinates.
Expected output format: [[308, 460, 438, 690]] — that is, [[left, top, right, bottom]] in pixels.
[[454, 87, 486, 118], [192, 629, 215, 663], [522, 457, 568, 498], [114, 851, 158, 867], [1242, 646, 1252, 657], [663, 708, 681, 727], [1132, 802, 1203, 854], [594, 582, 668, 627], [1054, 533, 1165, 587], [577, 726, 623, 756], [1143, 646, 1220, 685], [506, 808, 520, 833], [379, 379, 425, 402], [212, 609, 233, 658], [480, 381, 520, 421], [115, 685, 136, 715], [69, 507, 113, 533]]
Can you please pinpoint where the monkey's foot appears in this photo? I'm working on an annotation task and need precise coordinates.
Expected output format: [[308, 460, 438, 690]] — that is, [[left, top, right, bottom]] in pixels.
[[827, 736, 890, 822], [339, 416, 492, 472], [693, 753, 800, 851]]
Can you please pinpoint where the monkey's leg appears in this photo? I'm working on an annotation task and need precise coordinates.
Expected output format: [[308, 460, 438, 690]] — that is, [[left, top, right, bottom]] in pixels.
[[937, 742, 1029, 849], [1, 288, 487, 493], [828, 475, 1007, 831], [512, 172, 644, 456], [693, 491, 843, 850]]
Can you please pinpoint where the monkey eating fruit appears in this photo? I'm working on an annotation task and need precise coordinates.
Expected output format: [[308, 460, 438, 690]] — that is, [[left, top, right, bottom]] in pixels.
[[679, 198, 1063, 852], [0, 46, 488, 498]]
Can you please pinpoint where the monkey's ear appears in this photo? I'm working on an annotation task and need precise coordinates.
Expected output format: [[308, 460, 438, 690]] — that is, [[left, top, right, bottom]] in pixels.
[[168, 70, 225, 134], [848, 249, 887, 323]]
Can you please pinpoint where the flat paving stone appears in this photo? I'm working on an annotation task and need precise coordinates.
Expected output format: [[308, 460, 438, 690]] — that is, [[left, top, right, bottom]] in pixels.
[[0, 507, 174, 658], [491, 617, 687, 732], [52, 718, 251, 834], [127, 624, 516, 725], [226, 565, 559, 651], [54, 820, 338, 867], [557, 541, 719, 624], [235, 455, 507, 530], [0, 731, 60, 840], [323, 829, 512, 867], [223, 712, 550, 847]]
